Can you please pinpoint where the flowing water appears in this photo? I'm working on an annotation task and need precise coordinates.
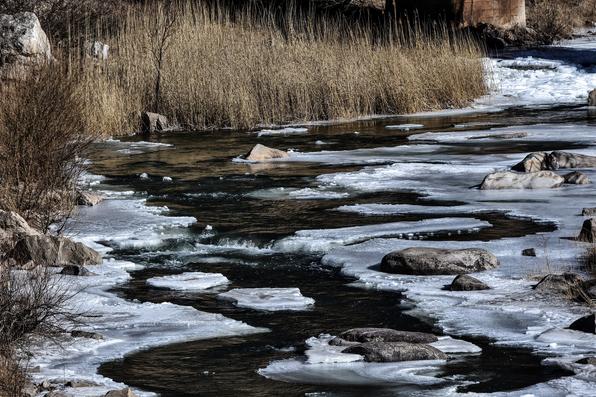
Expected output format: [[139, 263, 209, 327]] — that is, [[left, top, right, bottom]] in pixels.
[[35, 38, 596, 396]]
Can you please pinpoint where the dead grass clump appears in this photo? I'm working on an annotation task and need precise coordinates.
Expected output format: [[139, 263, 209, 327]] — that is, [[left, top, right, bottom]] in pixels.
[[581, 244, 596, 277], [75, 0, 486, 134], [0, 65, 98, 232], [527, 0, 596, 43]]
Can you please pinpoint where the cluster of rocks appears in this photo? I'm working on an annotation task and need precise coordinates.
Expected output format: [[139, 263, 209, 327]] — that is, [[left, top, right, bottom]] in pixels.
[[25, 378, 138, 397], [329, 327, 447, 363], [479, 151, 596, 190], [533, 272, 596, 302]]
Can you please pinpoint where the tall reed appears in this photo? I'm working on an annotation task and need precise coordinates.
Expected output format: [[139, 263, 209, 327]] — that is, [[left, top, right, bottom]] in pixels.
[[73, 1, 487, 134]]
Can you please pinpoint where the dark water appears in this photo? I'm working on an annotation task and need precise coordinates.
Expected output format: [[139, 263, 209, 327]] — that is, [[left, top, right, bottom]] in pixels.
[[92, 104, 595, 396]]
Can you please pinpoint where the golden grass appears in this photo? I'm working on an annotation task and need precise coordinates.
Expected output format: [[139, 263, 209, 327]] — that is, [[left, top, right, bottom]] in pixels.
[[69, 1, 487, 135]]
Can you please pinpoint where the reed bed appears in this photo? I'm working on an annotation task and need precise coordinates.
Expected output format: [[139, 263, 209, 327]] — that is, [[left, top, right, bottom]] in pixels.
[[70, 1, 487, 135]]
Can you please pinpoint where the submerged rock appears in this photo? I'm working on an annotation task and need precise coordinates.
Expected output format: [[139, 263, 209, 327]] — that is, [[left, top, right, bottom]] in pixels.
[[141, 111, 169, 133], [245, 144, 289, 162], [480, 171, 564, 190], [563, 171, 591, 185], [568, 314, 595, 334], [10, 235, 102, 267], [589, 89, 596, 107], [70, 330, 104, 340], [533, 273, 586, 299], [577, 218, 596, 243], [522, 248, 537, 257], [0, 12, 52, 80], [332, 328, 438, 345], [449, 274, 490, 291], [380, 247, 499, 275], [342, 342, 447, 362]]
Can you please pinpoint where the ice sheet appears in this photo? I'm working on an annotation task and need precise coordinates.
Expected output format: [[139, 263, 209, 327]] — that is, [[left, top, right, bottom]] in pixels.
[[146, 272, 230, 291], [218, 288, 315, 311]]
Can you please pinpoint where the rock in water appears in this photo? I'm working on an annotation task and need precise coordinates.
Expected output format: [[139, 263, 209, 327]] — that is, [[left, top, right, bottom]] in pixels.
[[76, 191, 104, 206], [450, 274, 490, 291], [342, 342, 447, 362], [380, 247, 498, 275], [245, 144, 289, 162], [576, 357, 596, 365], [568, 314, 595, 334], [10, 235, 102, 267], [589, 89, 596, 107], [0, 12, 52, 80], [577, 218, 596, 243], [511, 152, 549, 172], [548, 151, 596, 169], [105, 389, 138, 397], [563, 171, 591, 185], [480, 171, 564, 190], [334, 328, 438, 344], [582, 208, 596, 216], [141, 111, 169, 133], [71, 330, 104, 340], [522, 248, 536, 257], [533, 273, 586, 299], [60, 265, 91, 276]]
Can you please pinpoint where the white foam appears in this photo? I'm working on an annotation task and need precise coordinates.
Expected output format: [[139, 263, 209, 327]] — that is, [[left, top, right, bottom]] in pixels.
[[218, 288, 315, 311], [255, 127, 309, 137], [146, 272, 230, 291]]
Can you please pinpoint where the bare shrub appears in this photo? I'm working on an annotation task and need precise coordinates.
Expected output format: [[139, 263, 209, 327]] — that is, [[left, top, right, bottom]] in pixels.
[[581, 244, 596, 277], [0, 65, 98, 232], [0, 266, 76, 396], [527, 0, 596, 43]]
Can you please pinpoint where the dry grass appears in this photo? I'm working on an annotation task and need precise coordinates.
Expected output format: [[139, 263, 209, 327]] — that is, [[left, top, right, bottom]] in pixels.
[[581, 244, 596, 277], [67, 0, 487, 135], [527, 0, 596, 43]]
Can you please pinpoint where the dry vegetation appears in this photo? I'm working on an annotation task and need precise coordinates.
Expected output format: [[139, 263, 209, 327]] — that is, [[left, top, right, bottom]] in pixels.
[[62, 1, 487, 135], [527, 0, 596, 43]]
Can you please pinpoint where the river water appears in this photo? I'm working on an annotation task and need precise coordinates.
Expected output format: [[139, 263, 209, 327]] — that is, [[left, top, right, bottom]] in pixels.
[[32, 37, 596, 396]]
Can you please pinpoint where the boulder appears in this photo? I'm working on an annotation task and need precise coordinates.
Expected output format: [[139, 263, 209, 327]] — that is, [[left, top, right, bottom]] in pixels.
[[563, 171, 591, 185], [480, 171, 564, 190], [589, 89, 596, 107], [582, 208, 596, 216], [511, 152, 549, 172], [548, 151, 596, 170], [568, 314, 595, 334], [76, 191, 104, 206], [245, 144, 289, 162], [380, 247, 499, 275], [449, 274, 490, 291], [331, 328, 438, 345], [0, 12, 52, 80], [533, 273, 586, 299], [577, 218, 596, 243], [342, 342, 447, 362], [88, 41, 109, 60], [0, 209, 40, 241], [105, 388, 138, 397], [576, 357, 596, 365], [141, 111, 169, 133], [65, 379, 99, 388], [71, 330, 104, 340], [60, 265, 91, 276], [10, 235, 102, 267], [522, 248, 536, 257]]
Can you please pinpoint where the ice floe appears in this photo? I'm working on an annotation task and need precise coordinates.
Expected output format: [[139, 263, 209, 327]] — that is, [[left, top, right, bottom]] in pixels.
[[146, 272, 230, 291], [218, 287, 315, 311]]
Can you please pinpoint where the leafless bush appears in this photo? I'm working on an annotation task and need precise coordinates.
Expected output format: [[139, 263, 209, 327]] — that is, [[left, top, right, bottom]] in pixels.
[[0, 65, 98, 232], [527, 0, 596, 43], [581, 244, 596, 277], [0, 266, 76, 396]]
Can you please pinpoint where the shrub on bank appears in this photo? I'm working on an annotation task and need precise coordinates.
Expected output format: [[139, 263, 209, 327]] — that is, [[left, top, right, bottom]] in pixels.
[[527, 0, 596, 43]]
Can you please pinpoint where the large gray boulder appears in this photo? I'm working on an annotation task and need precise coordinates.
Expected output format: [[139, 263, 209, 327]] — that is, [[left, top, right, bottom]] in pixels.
[[548, 151, 596, 170], [480, 171, 564, 190], [10, 235, 102, 267], [331, 328, 438, 345], [511, 152, 550, 173], [589, 89, 596, 107], [0, 12, 52, 80], [450, 274, 490, 291], [245, 144, 289, 162], [533, 273, 586, 299], [577, 218, 596, 243], [343, 342, 447, 362], [0, 210, 40, 240], [141, 111, 169, 133], [380, 247, 498, 275], [563, 171, 591, 185], [76, 191, 104, 206]]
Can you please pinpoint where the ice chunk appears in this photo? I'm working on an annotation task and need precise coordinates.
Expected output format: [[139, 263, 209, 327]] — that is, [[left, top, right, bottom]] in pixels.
[[146, 272, 229, 291], [218, 288, 315, 311], [429, 336, 482, 354]]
